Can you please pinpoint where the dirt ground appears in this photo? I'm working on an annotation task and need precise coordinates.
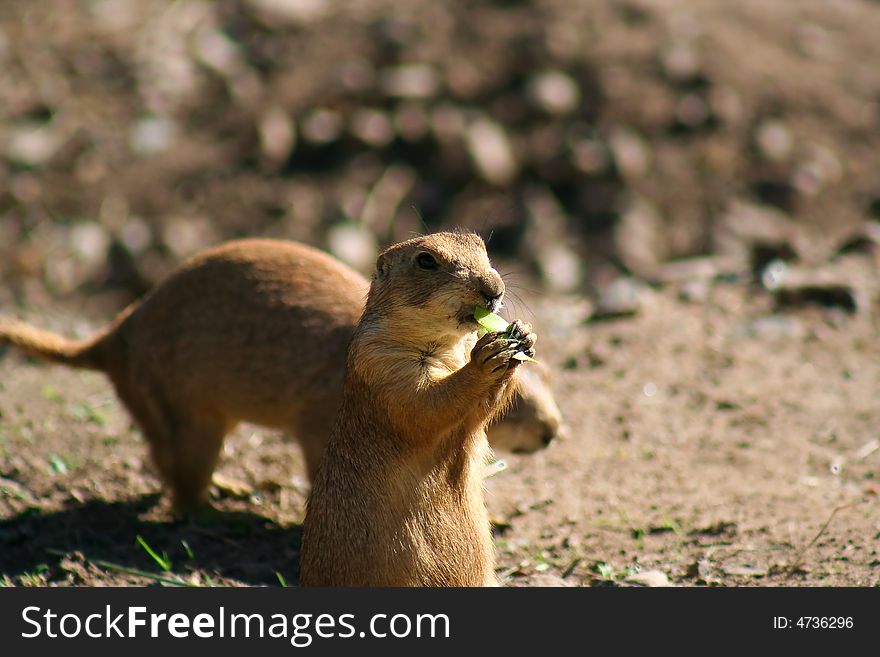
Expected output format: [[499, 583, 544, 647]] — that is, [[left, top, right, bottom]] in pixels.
[[1, 263, 879, 587], [1, 0, 879, 587]]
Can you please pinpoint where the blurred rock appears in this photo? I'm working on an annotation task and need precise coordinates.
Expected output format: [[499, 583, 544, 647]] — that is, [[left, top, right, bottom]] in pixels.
[[326, 221, 379, 273], [615, 196, 666, 279], [609, 127, 651, 178], [590, 277, 643, 321], [660, 43, 700, 83], [360, 165, 417, 237], [760, 258, 789, 291], [130, 116, 176, 156], [259, 106, 296, 166], [70, 222, 110, 271], [524, 186, 582, 293], [714, 201, 806, 266], [380, 65, 439, 99], [755, 120, 793, 162], [625, 569, 672, 587], [537, 244, 583, 293], [301, 108, 343, 144], [465, 117, 518, 186], [658, 255, 743, 283], [247, 0, 331, 24], [350, 108, 394, 147], [162, 216, 217, 259], [527, 70, 581, 115], [678, 280, 710, 303], [120, 217, 154, 255], [6, 122, 63, 166], [194, 27, 245, 79]]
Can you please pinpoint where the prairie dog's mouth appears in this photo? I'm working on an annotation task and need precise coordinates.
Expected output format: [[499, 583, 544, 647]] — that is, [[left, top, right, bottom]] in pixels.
[[466, 298, 504, 324], [486, 297, 504, 314]]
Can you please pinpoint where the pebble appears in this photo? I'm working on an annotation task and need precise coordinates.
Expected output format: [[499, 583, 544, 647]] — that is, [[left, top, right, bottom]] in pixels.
[[247, 0, 330, 24], [259, 106, 296, 165], [7, 123, 63, 166], [162, 216, 216, 259], [70, 222, 110, 268], [350, 108, 394, 147], [301, 108, 343, 144], [536, 243, 582, 293], [130, 116, 176, 156], [465, 117, 518, 186], [326, 222, 378, 273], [614, 196, 665, 278], [380, 64, 439, 99], [609, 127, 651, 178], [660, 43, 700, 82], [755, 120, 793, 162], [527, 70, 581, 115], [625, 569, 672, 587], [591, 277, 642, 320]]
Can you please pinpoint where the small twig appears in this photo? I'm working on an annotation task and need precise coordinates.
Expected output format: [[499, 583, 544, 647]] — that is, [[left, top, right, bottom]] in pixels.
[[787, 499, 866, 575]]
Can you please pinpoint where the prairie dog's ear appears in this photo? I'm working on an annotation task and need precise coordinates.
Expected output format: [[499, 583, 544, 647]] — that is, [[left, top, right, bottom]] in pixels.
[[375, 252, 390, 280]]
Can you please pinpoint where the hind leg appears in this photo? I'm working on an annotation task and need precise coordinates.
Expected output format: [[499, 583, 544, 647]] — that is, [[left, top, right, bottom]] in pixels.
[[150, 407, 229, 517], [112, 377, 227, 516]]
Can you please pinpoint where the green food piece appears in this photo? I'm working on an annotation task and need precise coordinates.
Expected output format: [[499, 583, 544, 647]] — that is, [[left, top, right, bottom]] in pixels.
[[473, 306, 538, 363], [474, 306, 510, 334]]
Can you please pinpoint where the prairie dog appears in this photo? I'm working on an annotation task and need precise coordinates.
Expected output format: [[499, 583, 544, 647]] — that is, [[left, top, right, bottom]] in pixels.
[[299, 231, 537, 586], [1, 239, 559, 513]]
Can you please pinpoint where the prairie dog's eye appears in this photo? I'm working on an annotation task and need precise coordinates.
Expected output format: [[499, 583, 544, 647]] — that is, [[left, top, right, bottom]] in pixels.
[[416, 253, 439, 270]]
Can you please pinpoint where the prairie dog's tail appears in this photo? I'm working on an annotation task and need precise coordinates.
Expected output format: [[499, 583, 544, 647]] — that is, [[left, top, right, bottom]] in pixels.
[[0, 317, 110, 371]]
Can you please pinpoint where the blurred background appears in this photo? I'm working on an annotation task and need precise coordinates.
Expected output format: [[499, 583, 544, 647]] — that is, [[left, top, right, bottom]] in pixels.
[[2, 0, 880, 588], [0, 0, 879, 315]]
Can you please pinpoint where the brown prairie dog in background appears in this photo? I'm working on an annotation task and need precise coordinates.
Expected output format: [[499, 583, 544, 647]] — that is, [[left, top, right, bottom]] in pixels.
[[300, 231, 537, 587], [0, 238, 561, 515]]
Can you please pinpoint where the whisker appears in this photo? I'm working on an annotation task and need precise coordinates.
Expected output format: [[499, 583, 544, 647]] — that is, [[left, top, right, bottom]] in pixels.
[[500, 272, 542, 297], [409, 205, 430, 235], [504, 290, 536, 323]]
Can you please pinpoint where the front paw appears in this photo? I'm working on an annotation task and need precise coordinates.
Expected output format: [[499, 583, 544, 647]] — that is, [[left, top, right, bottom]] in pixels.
[[505, 319, 537, 361], [469, 320, 537, 377]]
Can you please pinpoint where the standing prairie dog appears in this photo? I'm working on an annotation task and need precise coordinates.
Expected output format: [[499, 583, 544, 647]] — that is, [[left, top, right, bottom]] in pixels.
[[0, 238, 560, 514], [300, 231, 537, 587]]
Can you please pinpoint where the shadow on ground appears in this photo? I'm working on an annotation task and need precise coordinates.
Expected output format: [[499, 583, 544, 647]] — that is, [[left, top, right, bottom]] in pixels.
[[0, 496, 302, 586]]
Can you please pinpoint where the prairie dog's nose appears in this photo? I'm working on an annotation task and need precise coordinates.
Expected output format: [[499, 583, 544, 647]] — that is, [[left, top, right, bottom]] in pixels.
[[479, 269, 505, 312], [483, 292, 503, 314], [541, 415, 561, 446]]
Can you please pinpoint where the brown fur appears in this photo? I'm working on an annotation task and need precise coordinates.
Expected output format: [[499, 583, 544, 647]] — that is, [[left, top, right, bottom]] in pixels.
[[299, 231, 537, 587], [0, 238, 558, 514]]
